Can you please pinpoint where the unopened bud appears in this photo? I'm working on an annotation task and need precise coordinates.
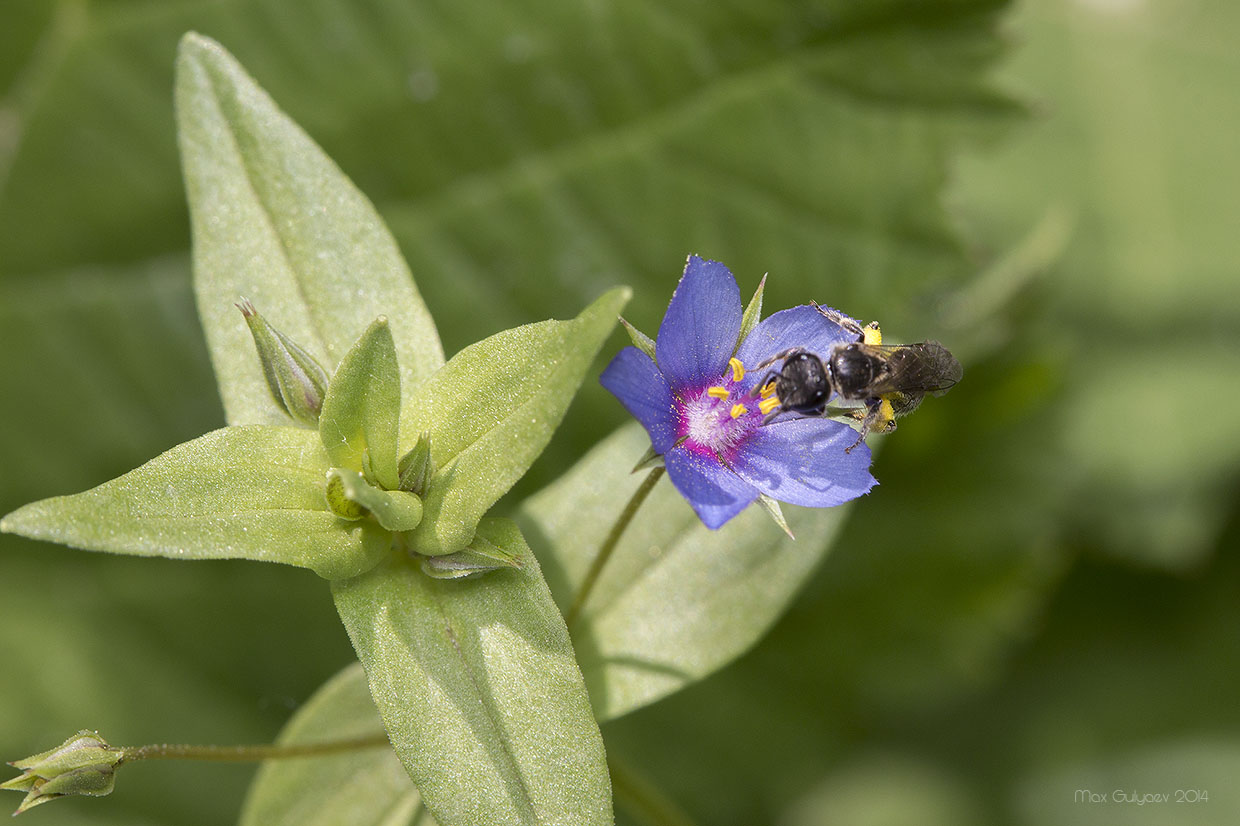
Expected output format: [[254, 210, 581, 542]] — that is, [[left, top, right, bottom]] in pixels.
[[2, 731, 123, 814], [237, 299, 330, 426], [397, 433, 434, 495], [418, 534, 522, 580]]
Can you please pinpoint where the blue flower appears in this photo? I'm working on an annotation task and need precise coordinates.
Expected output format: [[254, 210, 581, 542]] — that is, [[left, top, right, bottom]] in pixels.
[[600, 255, 876, 529]]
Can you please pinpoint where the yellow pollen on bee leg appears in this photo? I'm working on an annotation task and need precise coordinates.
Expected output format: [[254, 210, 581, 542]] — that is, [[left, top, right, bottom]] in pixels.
[[877, 397, 896, 430], [728, 357, 745, 382], [759, 396, 781, 415], [729, 403, 748, 419], [760, 381, 777, 398], [863, 322, 883, 346], [706, 386, 731, 399]]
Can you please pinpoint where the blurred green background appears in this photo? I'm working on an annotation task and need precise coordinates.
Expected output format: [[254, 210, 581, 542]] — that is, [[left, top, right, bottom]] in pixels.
[[1, 0, 1237, 823]]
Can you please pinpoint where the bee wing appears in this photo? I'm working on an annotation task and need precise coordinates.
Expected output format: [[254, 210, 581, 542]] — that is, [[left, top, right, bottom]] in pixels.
[[868, 341, 962, 395]]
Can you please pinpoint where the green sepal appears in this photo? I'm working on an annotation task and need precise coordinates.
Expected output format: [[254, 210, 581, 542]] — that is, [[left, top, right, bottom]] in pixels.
[[325, 468, 423, 532], [756, 493, 795, 539], [618, 316, 657, 362], [319, 317, 402, 491], [403, 287, 629, 556], [418, 534, 523, 580], [2, 731, 121, 815], [736, 273, 767, 354], [236, 299, 330, 426], [630, 444, 665, 473], [0, 426, 389, 581]]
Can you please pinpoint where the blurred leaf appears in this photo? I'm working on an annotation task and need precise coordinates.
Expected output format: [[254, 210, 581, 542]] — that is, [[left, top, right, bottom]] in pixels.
[[0, 258, 219, 508], [783, 755, 986, 826], [404, 287, 628, 556], [239, 662, 433, 826], [1016, 738, 1240, 826], [516, 422, 852, 721], [332, 518, 611, 826], [952, 0, 1240, 567], [175, 32, 443, 427], [1, 426, 388, 580], [319, 317, 402, 490]]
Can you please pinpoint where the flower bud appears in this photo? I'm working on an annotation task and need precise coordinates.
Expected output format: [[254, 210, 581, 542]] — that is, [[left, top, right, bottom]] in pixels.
[[418, 534, 522, 579], [237, 299, 330, 426], [397, 433, 435, 495], [2, 731, 122, 814]]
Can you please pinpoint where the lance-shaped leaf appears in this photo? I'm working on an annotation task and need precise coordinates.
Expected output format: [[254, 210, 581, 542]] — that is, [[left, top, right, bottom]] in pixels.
[[403, 288, 628, 556], [175, 32, 444, 426], [320, 317, 402, 490], [0, 426, 387, 581], [332, 518, 611, 826], [515, 422, 852, 721], [240, 663, 434, 826]]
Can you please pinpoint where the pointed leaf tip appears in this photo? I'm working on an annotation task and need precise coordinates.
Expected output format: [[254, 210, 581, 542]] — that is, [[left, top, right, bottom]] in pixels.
[[176, 33, 442, 426]]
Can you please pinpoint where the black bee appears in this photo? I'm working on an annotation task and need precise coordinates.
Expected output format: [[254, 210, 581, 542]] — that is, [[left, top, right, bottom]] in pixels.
[[753, 304, 962, 451]]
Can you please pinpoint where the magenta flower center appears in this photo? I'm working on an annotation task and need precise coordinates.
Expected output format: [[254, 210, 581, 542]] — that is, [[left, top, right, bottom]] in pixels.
[[677, 365, 767, 462]]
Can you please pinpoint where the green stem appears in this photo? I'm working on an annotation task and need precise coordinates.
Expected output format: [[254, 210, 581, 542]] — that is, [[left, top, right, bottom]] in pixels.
[[121, 733, 390, 763], [610, 754, 699, 826], [565, 466, 665, 629]]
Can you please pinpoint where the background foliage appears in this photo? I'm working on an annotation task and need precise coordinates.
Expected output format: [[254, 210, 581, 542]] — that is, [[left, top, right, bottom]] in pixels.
[[1, 0, 1237, 823]]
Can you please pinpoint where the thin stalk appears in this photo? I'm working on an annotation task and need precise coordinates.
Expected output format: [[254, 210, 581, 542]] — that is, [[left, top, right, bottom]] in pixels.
[[609, 754, 699, 826], [121, 733, 390, 763], [565, 466, 665, 629]]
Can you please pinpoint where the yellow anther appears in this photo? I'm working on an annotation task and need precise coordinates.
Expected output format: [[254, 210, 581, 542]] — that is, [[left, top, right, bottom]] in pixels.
[[729, 403, 748, 419], [728, 357, 745, 382], [706, 386, 730, 399], [759, 396, 781, 415], [863, 321, 883, 346], [760, 381, 777, 398]]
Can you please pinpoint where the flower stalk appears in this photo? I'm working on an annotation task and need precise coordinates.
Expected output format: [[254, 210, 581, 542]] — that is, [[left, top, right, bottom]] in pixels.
[[565, 466, 666, 628], [3, 730, 390, 815]]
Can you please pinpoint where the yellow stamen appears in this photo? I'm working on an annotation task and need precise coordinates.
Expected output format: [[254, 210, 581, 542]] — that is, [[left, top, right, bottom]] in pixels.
[[729, 403, 748, 419], [728, 357, 745, 382], [706, 386, 730, 399], [759, 396, 781, 415], [863, 322, 883, 346], [760, 381, 777, 398]]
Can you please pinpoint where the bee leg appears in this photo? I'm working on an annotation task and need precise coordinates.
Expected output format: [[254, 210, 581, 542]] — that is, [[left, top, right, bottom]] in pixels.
[[811, 301, 867, 339], [843, 397, 896, 454], [752, 347, 804, 372]]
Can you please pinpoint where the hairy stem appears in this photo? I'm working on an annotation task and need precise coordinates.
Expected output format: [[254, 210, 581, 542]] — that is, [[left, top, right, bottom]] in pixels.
[[121, 733, 390, 763], [565, 466, 665, 628]]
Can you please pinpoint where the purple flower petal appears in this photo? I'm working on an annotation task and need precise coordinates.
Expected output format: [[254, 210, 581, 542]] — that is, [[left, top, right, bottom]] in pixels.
[[600, 347, 679, 454], [733, 304, 859, 392], [731, 417, 875, 507], [656, 255, 742, 392], [665, 446, 759, 529]]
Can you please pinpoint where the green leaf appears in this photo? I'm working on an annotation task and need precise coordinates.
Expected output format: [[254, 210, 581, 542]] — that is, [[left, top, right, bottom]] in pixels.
[[239, 662, 434, 826], [0, 426, 388, 580], [332, 518, 611, 826], [319, 317, 402, 490], [175, 32, 443, 427], [515, 422, 852, 721], [404, 288, 629, 556]]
